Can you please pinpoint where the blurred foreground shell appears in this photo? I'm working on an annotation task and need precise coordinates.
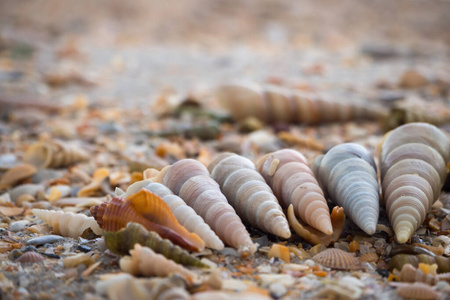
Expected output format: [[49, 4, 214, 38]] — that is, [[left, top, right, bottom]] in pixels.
[[119, 243, 195, 278], [208, 152, 291, 239], [90, 189, 205, 252], [312, 248, 361, 270], [395, 282, 439, 300], [379, 122, 450, 243], [215, 84, 387, 124], [103, 222, 208, 268], [32, 209, 103, 238], [313, 143, 379, 235], [0, 164, 37, 188], [256, 149, 332, 235], [389, 254, 450, 273], [153, 159, 256, 257], [24, 140, 89, 169], [288, 205, 345, 246], [399, 264, 438, 285], [118, 179, 224, 250], [15, 251, 46, 264]]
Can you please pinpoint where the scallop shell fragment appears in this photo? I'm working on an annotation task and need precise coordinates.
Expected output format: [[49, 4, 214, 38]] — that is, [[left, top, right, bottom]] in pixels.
[[312, 248, 361, 270]]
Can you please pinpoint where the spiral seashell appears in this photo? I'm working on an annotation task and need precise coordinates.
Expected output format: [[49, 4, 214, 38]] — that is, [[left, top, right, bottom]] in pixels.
[[14, 251, 46, 264], [207, 152, 291, 239], [24, 140, 89, 169], [255, 149, 332, 235], [399, 264, 438, 285], [389, 254, 450, 274], [395, 282, 439, 300], [90, 189, 205, 252], [379, 123, 450, 243], [119, 243, 195, 278], [313, 143, 379, 235], [32, 209, 103, 238], [0, 164, 37, 188], [118, 179, 224, 250], [312, 248, 362, 270], [215, 84, 387, 124], [154, 159, 256, 257], [104, 222, 208, 268]]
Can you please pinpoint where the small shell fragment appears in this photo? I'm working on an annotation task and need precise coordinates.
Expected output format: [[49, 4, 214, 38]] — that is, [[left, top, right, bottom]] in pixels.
[[268, 244, 290, 263]]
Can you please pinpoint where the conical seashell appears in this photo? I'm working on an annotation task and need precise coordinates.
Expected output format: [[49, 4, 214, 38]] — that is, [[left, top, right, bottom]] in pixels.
[[313, 143, 379, 235], [312, 248, 362, 270], [119, 244, 195, 278], [395, 282, 439, 300], [119, 180, 224, 250], [104, 222, 208, 268], [388, 254, 450, 274], [32, 209, 103, 238], [15, 251, 46, 264], [379, 123, 450, 243], [255, 149, 332, 235], [215, 84, 387, 124], [399, 264, 438, 285], [154, 159, 256, 257], [90, 189, 205, 252], [24, 140, 89, 169], [0, 164, 37, 188], [207, 153, 291, 239]]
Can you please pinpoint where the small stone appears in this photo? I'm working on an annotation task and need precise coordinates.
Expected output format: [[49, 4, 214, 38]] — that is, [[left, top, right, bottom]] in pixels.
[[398, 70, 429, 89], [77, 245, 91, 253], [26, 235, 64, 246], [269, 283, 287, 299], [376, 268, 390, 277], [10, 220, 30, 232]]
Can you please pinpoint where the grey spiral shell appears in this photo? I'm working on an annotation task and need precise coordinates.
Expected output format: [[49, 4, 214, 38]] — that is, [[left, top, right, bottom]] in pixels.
[[312, 143, 379, 235], [207, 152, 291, 239], [379, 122, 450, 243]]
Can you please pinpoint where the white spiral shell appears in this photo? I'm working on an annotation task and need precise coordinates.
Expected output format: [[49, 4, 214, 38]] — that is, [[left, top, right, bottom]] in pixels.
[[32, 209, 103, 238], [312, 143, 380, 235], [379, 122, 450, 243], [207, 153, 291, 239], [117, 179, 224, 250]]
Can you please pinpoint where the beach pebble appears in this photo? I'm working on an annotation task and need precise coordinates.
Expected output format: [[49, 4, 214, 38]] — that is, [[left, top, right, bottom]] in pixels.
[[10, 220, 30, 232]]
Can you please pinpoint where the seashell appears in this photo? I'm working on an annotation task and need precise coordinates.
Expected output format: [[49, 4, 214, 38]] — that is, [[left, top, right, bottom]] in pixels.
[[389, 254, 450, 274], [379, 123, 450, 243], [120, 180, 224, 250], [32, 209, 103, 238], [9, 184, 45, 202], [26, 235, 65, 246], [207, 153, 291, 239], [395, 282, 439, 300], [215, 84, 387, 124], [154, 159, 256, 257], [0, 206, 25, 217], [104, 222, 208, 268], [14, 251, 46, 264], [312, 248, 362, 270], [0, 164, 37, 188], [119, 243, 195, 278], [288, 205, 345, 246], [90, 189, 205, 252], [255, 149, 332, 235], [312, 143, 379, 235], [63, 253, 95, 268], [358, 252, 379, 263], [24, 140, 89, 169], [399, 264, 438, 285]]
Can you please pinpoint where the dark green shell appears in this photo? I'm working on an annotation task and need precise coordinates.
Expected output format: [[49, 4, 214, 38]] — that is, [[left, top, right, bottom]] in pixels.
[[103, 222, 209, 268], [388, 254, 450, 274]]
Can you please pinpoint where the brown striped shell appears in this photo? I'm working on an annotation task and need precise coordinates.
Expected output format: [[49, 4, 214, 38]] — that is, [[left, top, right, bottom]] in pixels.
[[395, 282, 439, 300], [312, 248, 361, 270], [207, 152, 291, 239], [153, 159, 257, 257], [399, 264, 438, 285], [358, 252, 379, 263], [90, 189, 205, 252], [256, 149, 332, 235], [215, 84, 387, 124], [15, 251, 46, 264], [0, 164, 37, 187], [379, 123, 450, 243]]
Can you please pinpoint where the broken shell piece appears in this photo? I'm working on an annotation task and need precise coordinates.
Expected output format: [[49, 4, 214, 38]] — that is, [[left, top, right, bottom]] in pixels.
[[63, 253, 95, 268], [359, 252, 378, 263], [119, 244, 195, 278], [32, 209, 103, 238], [104, 222, 208, 268], [0, 164, 37, 188], [90, 189, 205, 252], [288, 205, 345, 246], [268, 244, 290, 263], [312, 248, 361, 270]]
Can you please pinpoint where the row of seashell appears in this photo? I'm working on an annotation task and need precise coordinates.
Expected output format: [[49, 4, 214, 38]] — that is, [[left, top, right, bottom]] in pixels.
[[86, 122, 449, 255]]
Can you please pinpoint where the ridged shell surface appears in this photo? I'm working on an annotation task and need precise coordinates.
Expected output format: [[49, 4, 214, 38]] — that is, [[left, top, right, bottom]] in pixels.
[[256, 149, 332, 235], [312, 248, 361, 270], [388, 254, 450, 274], [399, 264, 438, 285], [313, 143, 379, 235], [119, 179, 224, 250], [207, 152, 291, 239], [156, 159, 257, 257], [15, 251, 46, 264], [215, 84, 387, 124], [379, 123, 450, 243], [395, 282, 439, 300]]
